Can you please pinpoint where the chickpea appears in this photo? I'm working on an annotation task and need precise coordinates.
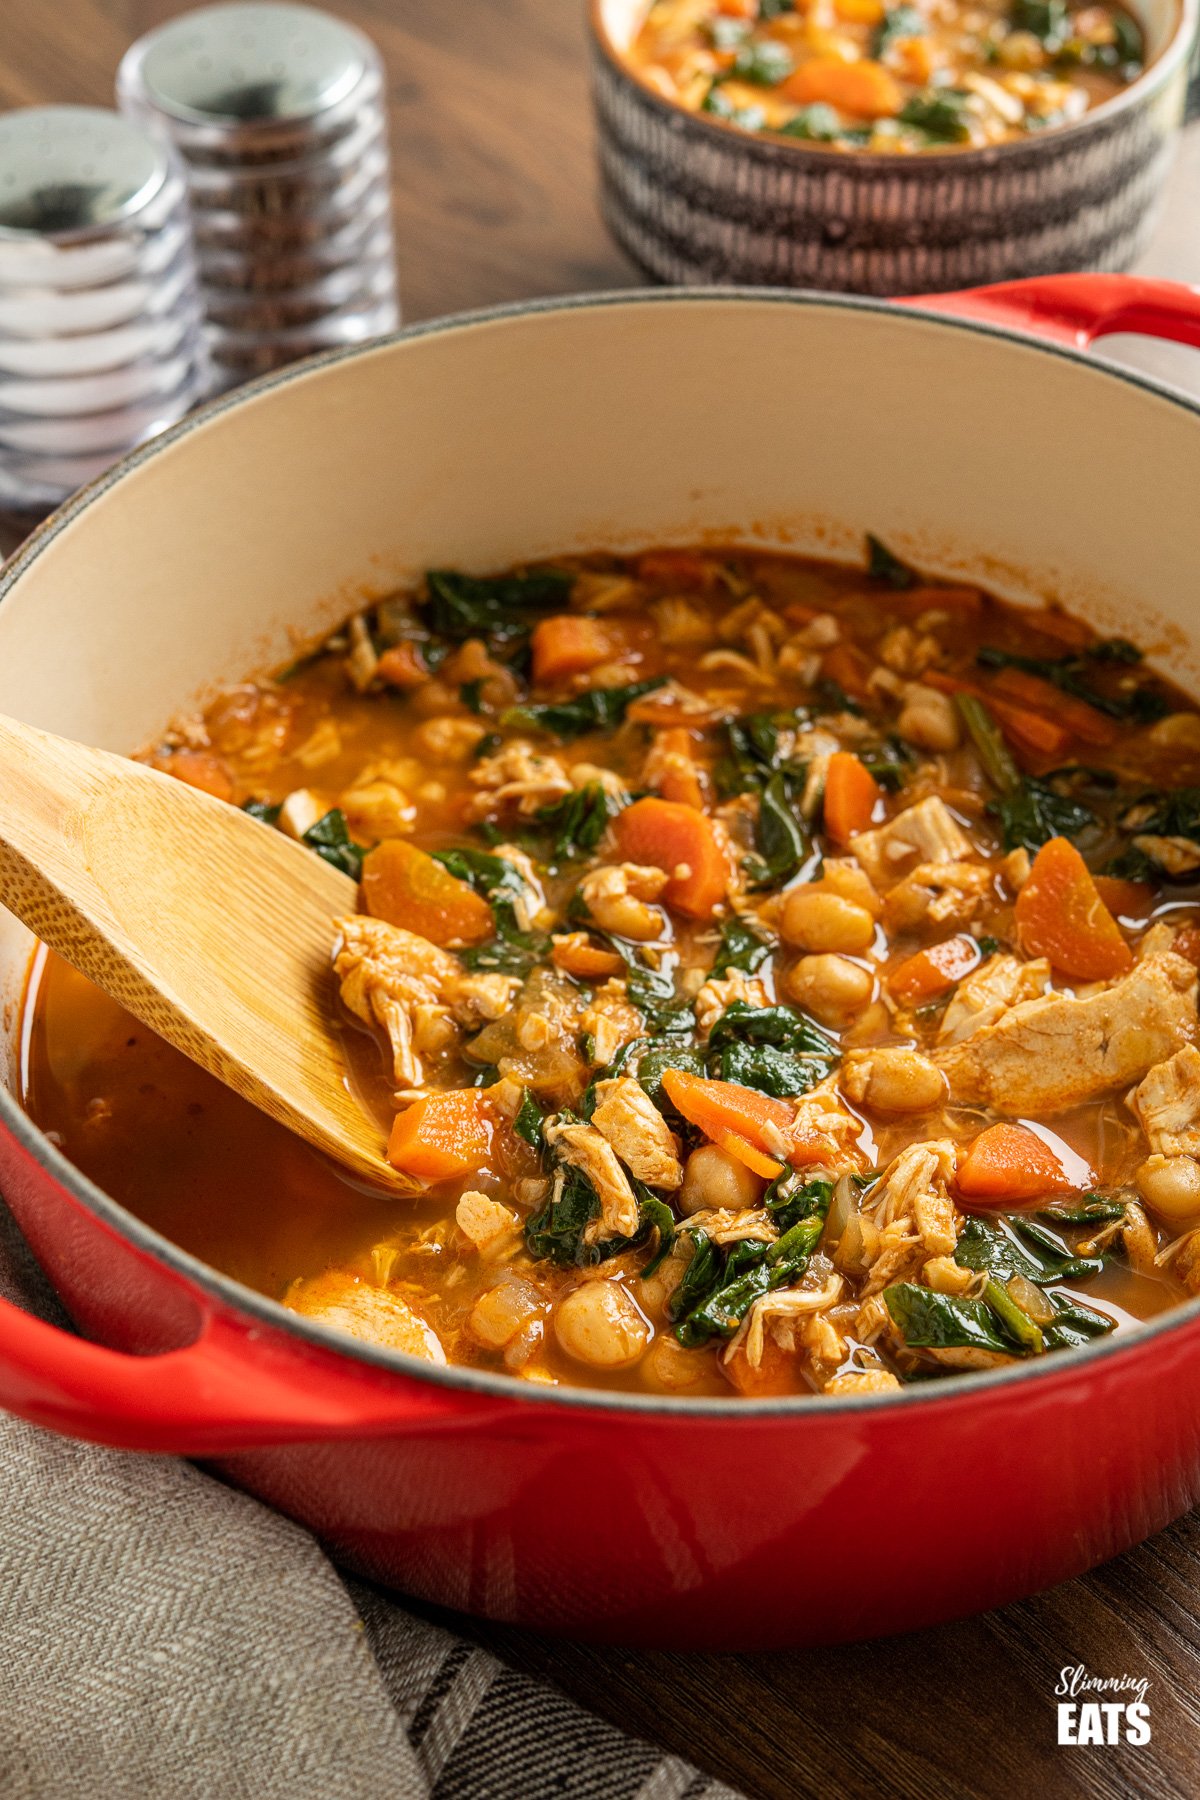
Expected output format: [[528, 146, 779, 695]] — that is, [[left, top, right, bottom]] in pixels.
[[469, 1276, 543, 1349], [578, 864, 666, 942], [1150, 712, 1200, 752], [553, 1280, 649, 1369], [841, 1047, 947, 1114], [821, 858, 882, 918], [679, 1143, 763, 1216], [643, 1334, 711, 1394], [781, 887, 876, 955], [1137, 1154, 1200, 1227], [785, 953, 873, 1026], [415, 716, 489, 760], [896, 685, 961, 753]]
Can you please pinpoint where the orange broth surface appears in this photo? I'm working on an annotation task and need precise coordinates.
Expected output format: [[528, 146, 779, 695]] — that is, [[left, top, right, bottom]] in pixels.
[[20, 542, 1200, 1399]]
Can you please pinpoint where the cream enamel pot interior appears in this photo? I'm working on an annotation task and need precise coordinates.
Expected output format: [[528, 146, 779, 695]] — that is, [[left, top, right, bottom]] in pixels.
[[3, 278, 1200, 1649]]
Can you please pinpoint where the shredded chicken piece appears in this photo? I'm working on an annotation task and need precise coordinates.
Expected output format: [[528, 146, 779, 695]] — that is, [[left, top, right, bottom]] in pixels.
[[1170, 1229, 1200, 1295], [1132, 835, 1200, 878], [591, 1077, 684, 1190], [1138, 921, 1178, 961], [582, 980, 643, 1066], [935, 951, 1199, 1115], [344, 613, 379, 692], [850, 796, 974, 887], [492, 842, 553, 932], [543, 1117, 641, 1240], [455, 1191, 521, 1256], [787, 1081, 867, 1170], [570, 761, 628, 800], [333, 916, 461, 1086], [884, 860, 993, 932], [683, 1207, 778, 1245], [823, 1367, 901, 1396], [578, 862, 668, 941], [694, 969, 771, 1037], [855, 1140, 959, 1296], [284, 1270, 445, 1361], [922, 1255, 977, 1295], [649, 595, 715, 647], [444, 970, 523, 1026], [277, 787, 326, 839], [924, 1346, 1017, 1370], [724, 1272, 844, 1370], [468, 742, 572, 818], [1131, 1044, 1200, 1157], [937, 954, 1051, 1046], [1121, 1200, 1159, 1275]]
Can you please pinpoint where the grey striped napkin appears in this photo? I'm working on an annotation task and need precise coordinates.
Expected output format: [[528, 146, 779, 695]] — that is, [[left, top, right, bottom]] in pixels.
[[0, 1203, 743, 1800]]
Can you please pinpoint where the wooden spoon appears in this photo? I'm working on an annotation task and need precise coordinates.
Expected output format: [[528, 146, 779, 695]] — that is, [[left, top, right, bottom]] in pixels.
[[0, 711, 406, 1193]]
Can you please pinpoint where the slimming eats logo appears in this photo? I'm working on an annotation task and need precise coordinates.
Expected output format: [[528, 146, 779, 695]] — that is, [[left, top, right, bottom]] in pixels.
[[1056, 1666, 1151, 1745]]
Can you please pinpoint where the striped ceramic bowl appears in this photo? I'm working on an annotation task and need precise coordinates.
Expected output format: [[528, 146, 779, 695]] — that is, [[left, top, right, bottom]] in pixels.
[[589, 0, 1198, 294]]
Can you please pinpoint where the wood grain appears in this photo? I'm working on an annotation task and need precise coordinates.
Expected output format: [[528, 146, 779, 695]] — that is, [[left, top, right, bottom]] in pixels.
[[0, 712, 407, 1191], [3, 3, 1200, 1795]]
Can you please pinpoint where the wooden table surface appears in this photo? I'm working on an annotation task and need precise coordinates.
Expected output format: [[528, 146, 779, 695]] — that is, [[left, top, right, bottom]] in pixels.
[[4, 3, 1200, 1795]]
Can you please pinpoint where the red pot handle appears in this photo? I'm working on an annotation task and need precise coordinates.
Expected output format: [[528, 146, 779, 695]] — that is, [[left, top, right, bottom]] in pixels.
[[0, 1286, 505, 1453], [900, 273, 1200, 352]]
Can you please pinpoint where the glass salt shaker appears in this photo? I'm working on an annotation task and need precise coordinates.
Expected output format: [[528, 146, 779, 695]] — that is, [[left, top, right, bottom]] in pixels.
[[0, 106, 209, 528], [117, 2, 400, 393]]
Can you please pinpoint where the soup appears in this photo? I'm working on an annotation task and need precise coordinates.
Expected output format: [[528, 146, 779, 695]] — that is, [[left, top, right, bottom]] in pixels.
[[21, 540, 1200, 1399], [623, 0, 1146, 151]]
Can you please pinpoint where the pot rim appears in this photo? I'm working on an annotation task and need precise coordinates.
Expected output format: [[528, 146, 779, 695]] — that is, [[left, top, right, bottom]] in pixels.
[[5, 282, 1200, 1421], [587, 0, 1198, 170]]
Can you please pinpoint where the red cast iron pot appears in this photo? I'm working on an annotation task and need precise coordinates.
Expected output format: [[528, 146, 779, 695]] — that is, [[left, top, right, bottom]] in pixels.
[[1, 275, 1200, 1649]]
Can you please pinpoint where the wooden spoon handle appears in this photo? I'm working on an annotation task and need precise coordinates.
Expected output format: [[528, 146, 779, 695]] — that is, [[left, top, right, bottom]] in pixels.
[[0, 711, 402, 1193]]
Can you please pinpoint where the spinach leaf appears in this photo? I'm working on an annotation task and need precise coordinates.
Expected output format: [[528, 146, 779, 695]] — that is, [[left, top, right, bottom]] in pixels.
[[433, 847, 550, 975], [668, 1231, 723, 1324], [956, 1213, 1103, 1286], [514, 1088, 546, 1151], [857, 735, 914, 792], [715, 1043, 827, 1097], [873, 3, 926, 55], [501, 677, 667, 742], [976, 643, 1166, 723], [718, 707, 810, 795], [637, 1041, 707, 1107], [991, 774, 1098, 854], [1042, 1291, 1117, 1351], [1010, 0, 1070, 43], [669, 1179, 833, 1347], [746, 771, 810, 887], [532, 781, 623, 860], [764, 1173, 834, 1236], [1112, 788, 1200, 878], [302, 809, 364, 880], [726, 39, 794, 84], [524, 1162, 601, 1265], [709, 1000, 836, 1063], [625, 961, 696, 1035], [884, 1284, 1011, 1353], [982, 1277, 1044, 1354], [776, 104, 843, 143], [865, 532, 918, 588], [425, 568, 573, 642], [638, 1192, 677, 1280], [460, 679, 486, 714], [242, 798, 281, 826], [711, 915, 775, 979], [955, 695, 1021, 795], [701, 85, 766, 129], [1038, 1198, 1127, 1226], [758, 0, 797, 15], [898, 90, 975, 143]]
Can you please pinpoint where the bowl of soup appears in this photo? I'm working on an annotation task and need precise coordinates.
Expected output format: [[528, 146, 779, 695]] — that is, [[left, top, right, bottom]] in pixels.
[[3, 278, 1200, 1646], [588, 0, 1196, 292]]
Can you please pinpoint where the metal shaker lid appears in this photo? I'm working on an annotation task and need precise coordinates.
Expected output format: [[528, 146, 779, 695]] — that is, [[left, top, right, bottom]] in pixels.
[[132, 3, 374, 128], [0, 107, 170, 240]]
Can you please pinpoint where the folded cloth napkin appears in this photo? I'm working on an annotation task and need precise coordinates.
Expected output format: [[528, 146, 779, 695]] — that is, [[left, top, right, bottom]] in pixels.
[[0, 1204, 743, 1800]]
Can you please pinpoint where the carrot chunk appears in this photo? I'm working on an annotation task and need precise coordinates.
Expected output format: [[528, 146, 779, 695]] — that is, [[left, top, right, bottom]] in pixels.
[[956, 1122, 1086, 1205], [783, 58, 902, 119], [820, 642, 873, 702], [153, 749, 235, 803], [662, 1069, 794, 1161], [986, 697, 1075, 761], [551, 937, 626, 980], [649, 727, 707, 810], [1015, 836, 1132, 981], [719, 1131, 784, 1181], [823, 751, 882, 845], [375, 643, 429, 690], [989, 667, 1118, 748], [387, 1090, 494, 1183], [613, 796, 729, 919], [1093, 876, 1154, 922], [888, 935, 982, 1002], [531, 615, 622, 684], [635, 549, 713, 590], [362, 840, 494, 948]]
